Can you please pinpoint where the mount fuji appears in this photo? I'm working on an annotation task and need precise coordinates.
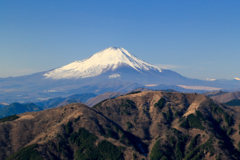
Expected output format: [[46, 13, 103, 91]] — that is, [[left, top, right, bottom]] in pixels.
[[1, 47, 240, 103], [44, 47, 162, 79], [42, 47, 190, 85]]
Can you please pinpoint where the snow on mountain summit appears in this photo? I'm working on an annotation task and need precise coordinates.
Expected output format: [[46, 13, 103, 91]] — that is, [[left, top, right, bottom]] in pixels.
[[44, 47, 161, 79]]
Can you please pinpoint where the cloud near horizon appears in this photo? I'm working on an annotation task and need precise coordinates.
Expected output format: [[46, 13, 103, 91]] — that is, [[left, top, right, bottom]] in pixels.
[[154, 64, 188, 70]]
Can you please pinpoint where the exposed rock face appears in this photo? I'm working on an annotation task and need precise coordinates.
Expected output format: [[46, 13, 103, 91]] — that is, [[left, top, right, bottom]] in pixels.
[[1, 91, 240, 160]]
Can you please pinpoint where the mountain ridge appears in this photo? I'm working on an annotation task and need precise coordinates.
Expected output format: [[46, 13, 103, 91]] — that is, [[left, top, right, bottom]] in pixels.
[[1, 91, 240, 159]]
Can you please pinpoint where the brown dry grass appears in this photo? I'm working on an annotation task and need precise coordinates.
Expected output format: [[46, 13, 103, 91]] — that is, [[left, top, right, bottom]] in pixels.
[[1, 91, 240, 160]]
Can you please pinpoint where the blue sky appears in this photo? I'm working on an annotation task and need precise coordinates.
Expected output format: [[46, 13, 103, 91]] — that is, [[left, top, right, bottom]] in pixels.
[[0, 1, 240, 80]]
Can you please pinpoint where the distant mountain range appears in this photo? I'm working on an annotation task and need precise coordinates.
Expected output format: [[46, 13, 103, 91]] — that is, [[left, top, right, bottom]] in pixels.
[[0, 93, 97, 118], [1, 87, 240, 119], [1, 47, 240, 104], [0, 102, 42, 118], [35, 93, 96, 109]]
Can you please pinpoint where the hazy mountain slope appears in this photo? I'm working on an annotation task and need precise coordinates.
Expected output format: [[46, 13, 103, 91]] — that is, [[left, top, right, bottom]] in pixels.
[[85, 92, 123, 107], [211, 91, 240, 103], [1, 91, 240, 159], [35, 97, 65, 109], [0, 103, 42, 118], [203, 90, 228, 97], [67, 93, 96, 102], [35, 93, 96, 109]]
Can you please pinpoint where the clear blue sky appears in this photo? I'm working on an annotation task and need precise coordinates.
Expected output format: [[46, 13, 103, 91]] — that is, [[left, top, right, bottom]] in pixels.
[[0, 0, 239, 80]]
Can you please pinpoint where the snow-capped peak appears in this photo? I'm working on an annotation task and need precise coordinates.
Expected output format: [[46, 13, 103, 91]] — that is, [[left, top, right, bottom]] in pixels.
[[44, 47, 161, 79]]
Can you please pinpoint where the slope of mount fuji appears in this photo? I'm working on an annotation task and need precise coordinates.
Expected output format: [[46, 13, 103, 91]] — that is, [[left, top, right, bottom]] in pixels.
[[44, 47, 161, 79]]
